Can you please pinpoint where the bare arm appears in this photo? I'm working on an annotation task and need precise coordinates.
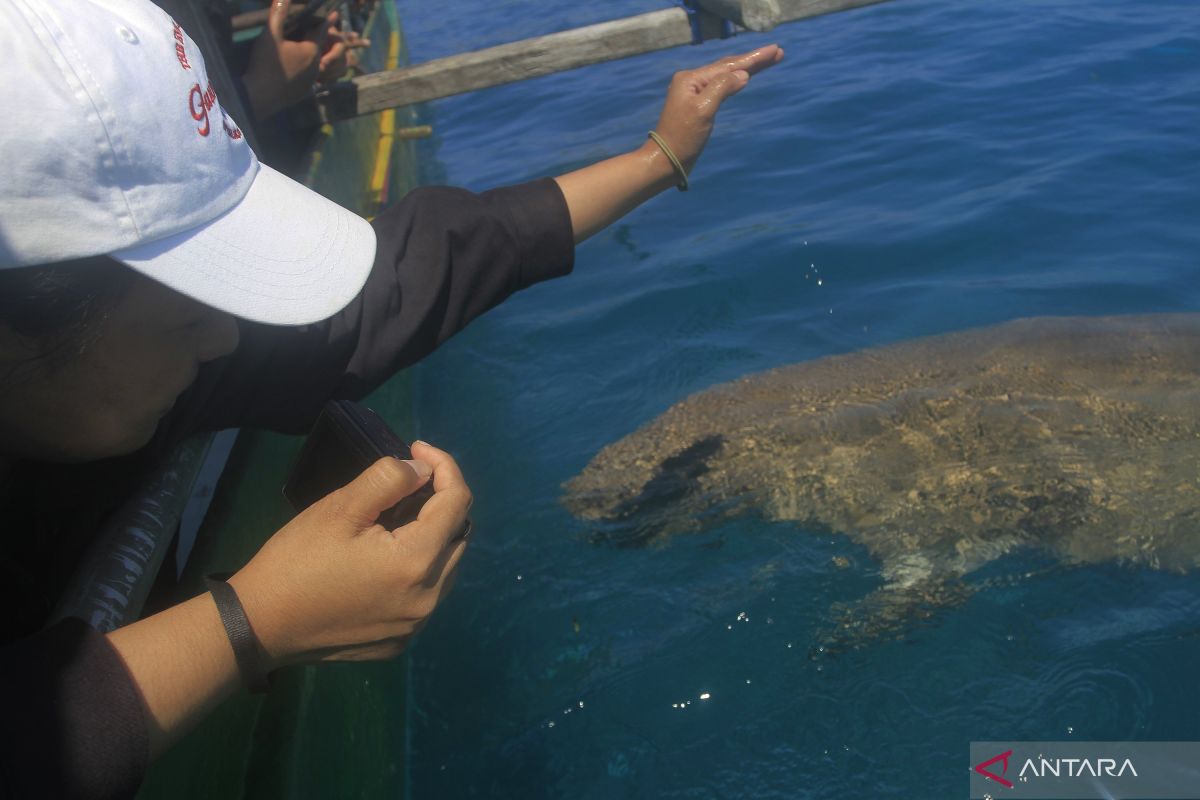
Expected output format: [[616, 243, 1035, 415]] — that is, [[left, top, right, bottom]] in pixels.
[[554, 45, 784, 244], [105, 594, 239, 758], [106, 442, 469, 759]]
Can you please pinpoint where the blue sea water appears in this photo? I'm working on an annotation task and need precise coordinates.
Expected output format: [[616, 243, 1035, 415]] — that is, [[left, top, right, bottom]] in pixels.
[[392, 0, 1200, 796]]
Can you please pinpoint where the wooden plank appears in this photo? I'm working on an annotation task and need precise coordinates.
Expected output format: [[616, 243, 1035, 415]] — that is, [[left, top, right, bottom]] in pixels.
[[319, 0, 896, 123], [344, 8, 696, 120], [694, 0, 782, 32], [777, 0, 894, 24]]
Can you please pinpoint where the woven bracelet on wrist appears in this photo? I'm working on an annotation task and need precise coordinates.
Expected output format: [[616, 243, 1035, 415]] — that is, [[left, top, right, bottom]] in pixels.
[[205, 574, 273, 694], [648, 130, 689, 192]]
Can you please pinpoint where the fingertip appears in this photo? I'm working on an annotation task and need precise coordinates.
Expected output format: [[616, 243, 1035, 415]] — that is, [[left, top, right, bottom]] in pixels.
[[403, 459, 433, 481], [734, 69, 750, 82], [411, 439, 450, 465]]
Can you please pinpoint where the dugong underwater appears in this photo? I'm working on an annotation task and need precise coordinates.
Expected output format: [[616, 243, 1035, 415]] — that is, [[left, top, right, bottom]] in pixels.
[[563, 314, 1200, 648]]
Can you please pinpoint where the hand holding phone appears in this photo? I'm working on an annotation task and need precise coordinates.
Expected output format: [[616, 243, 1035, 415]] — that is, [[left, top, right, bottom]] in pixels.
[[284, 400, 434, 529], [229, 437, 472, 668]]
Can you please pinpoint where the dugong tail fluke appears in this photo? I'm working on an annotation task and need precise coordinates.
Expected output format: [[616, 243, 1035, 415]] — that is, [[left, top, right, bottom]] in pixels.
[[564, 314, 1200, 649]]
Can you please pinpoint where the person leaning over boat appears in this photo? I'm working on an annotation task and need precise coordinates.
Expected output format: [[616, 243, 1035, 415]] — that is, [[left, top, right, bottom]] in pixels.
[[0, 0, 782, 797]]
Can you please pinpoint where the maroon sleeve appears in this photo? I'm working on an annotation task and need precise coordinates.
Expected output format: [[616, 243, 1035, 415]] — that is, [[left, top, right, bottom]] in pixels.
[[165, 176, 575, 438], [0, 619, 148, 799]]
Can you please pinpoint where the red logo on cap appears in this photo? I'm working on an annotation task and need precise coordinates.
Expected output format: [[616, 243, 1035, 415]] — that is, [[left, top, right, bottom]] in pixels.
[[189, 82, 216, 136], [176, 13, 243, 142], [222, 116, 244, 141], [187, 81, 242, 140], [172, 22, 191, 70]]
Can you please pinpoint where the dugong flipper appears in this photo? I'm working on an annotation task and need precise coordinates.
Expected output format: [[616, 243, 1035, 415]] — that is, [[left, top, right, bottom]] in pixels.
[[564, 314, 1200, 648]]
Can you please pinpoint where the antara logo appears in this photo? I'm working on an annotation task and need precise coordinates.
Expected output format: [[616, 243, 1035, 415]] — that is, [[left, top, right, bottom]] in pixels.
[[1019, 757, 1137, 779], [975, 749, 1014, 789], [975, 749, 1140, 790]]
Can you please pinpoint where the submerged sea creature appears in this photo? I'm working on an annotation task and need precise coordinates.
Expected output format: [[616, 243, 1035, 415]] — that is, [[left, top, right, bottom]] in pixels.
[[563, 314, 1200, 649]]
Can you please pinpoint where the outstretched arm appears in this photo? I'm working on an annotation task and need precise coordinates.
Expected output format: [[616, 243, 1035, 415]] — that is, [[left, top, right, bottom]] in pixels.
[[553, 45, 784, 244]]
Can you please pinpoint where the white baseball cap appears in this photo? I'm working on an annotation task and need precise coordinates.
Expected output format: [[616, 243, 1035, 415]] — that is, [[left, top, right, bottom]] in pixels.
[[0, 0, 377, 326]]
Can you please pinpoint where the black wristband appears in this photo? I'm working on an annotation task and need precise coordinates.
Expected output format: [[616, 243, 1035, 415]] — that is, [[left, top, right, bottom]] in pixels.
[[205, 574, 273, 694]]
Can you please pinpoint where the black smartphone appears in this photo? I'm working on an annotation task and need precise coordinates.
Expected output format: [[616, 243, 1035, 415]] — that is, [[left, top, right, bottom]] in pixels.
[[283, 399, 433, 529]]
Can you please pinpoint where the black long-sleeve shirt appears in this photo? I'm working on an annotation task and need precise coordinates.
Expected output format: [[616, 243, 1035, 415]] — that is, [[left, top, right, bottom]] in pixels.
[[0, 178, 574, 799]]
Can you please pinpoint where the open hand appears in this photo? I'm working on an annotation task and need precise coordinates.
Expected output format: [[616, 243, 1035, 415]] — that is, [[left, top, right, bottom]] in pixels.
[[651, 45, 785, 175]]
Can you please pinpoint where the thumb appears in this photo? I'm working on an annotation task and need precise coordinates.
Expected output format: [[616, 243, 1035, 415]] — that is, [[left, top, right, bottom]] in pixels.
[[333, 457, 433, 529], [267, 0, 291, 40], [700, 69, 750, 108]]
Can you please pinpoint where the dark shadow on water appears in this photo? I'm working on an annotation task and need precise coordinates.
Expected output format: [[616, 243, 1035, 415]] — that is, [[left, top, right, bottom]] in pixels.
[[587, 435, 725, 548]]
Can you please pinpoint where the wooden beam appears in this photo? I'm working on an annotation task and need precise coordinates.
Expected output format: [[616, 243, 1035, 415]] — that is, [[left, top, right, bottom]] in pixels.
[[694, 0, 782, 32], [318, 0, 895, 123], [342, 8, 698, 120], [777, 0, 894, 24]]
